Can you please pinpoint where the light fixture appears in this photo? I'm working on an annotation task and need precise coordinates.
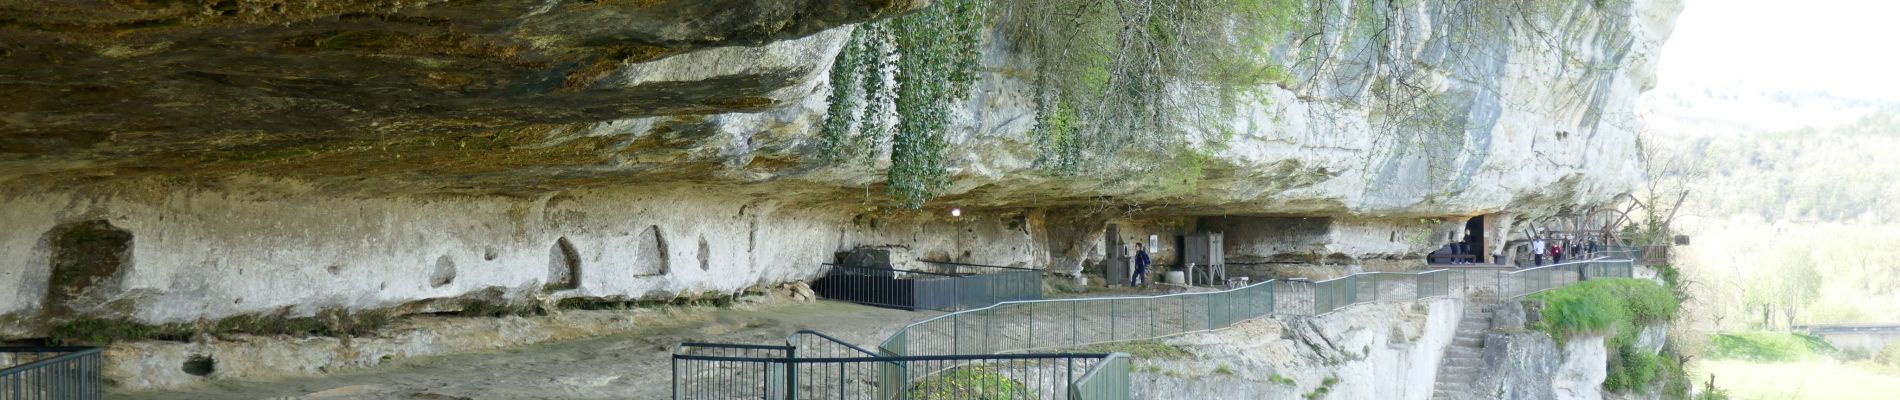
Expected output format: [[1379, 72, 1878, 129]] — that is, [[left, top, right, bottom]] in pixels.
[[950, 208, 962, 217]]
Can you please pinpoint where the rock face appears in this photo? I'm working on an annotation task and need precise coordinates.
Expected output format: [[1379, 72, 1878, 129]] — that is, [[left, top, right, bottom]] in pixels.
[[1469, 302, 1669, 400], [1131, 299, 1462, 400], [0, 0, 1683, 345]]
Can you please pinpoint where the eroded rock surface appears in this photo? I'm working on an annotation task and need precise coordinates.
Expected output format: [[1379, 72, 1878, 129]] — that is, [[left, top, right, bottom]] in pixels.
[[0, 3, 1684, 389]]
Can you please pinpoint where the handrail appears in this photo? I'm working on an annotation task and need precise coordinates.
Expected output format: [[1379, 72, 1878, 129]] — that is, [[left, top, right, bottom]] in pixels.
[[893, 267, 1453, 333], [1499, 257, 1635, 299], [674, 352, 1117, 363], [0, 347, 102, 373], [786, 329, 880, 357], [1502, 257, 1607, 275], [881, 268, 1459, 360], [675, 342, 793, 350], [676, 259, 1628, 399], [0, 346, 105, 400]]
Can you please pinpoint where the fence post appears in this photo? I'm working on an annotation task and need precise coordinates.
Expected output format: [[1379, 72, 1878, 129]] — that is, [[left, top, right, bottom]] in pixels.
[[1150, 297, 1157, 338], [784, 347, 797, 400], [953, 312, 961, 354]]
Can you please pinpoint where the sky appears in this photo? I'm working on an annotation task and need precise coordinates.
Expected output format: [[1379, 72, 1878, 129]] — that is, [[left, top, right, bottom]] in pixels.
[[1640, 0, 1900, 136], [1652, 0, 1900, 100]]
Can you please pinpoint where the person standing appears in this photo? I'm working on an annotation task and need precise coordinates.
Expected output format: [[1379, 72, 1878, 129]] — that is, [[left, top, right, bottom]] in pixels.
[[1446, 230, 1463, 264], [1133, 242, 1152, 287], [1551, 239, 1565, 263], [1532, 236, 1547, 266]]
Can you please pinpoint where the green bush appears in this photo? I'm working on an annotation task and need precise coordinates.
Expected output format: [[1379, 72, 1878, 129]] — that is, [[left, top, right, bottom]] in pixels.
[[1704, 331, 1835, 362], [1529, 278, 1681, 394], [1531, 278, 1679, 343], [1607, 349, 1662, 392]]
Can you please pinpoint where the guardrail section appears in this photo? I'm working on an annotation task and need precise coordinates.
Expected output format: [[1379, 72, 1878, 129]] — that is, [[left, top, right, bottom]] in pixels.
[[880, 269, 1457, 358], [1499, 258, 1635, 299], [675, 331, 1117, 400], [1, 347, 105, 400]]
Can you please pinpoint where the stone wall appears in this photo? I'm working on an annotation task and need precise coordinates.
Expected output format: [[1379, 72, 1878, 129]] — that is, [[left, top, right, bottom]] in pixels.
[[0, 182, 1054, 337]]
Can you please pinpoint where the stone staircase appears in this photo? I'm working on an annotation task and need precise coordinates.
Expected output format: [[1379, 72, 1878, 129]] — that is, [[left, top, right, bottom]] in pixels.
[[1431, 271, 1500, 400]]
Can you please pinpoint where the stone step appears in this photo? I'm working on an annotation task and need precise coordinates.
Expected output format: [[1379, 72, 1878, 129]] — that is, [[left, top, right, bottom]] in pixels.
[[1435, 296, 1498, 400]]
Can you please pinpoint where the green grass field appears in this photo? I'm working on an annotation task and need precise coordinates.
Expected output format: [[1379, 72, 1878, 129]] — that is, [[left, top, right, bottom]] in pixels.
[[1692, 359, 1900, 400]]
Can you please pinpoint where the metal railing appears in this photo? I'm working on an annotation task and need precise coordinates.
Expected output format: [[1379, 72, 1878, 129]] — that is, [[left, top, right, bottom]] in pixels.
[[673, 342, 795, 399], [879, 269, 1457, 358], [1499, 257, 1635, 299], [1, 347, 105, 400], [1066, 354, 1128, 400], [674, 332, 1118, 400], [1586, 246, 1644, 262], [675, 258, 1632, 399], [812, 263, 1041, 312]]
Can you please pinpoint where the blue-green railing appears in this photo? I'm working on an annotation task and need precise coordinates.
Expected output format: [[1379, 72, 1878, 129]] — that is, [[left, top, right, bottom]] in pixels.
[[673, 335, 1117, 400], [879, 269, 1457, 359], [1500, 257, 1635, 299], [676, 257, 1631, 399], [1, 347, 105, 400]]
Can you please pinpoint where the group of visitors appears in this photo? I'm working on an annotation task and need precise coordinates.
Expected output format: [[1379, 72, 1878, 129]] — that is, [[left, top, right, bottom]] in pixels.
[[1528, 233, 1605, 266]]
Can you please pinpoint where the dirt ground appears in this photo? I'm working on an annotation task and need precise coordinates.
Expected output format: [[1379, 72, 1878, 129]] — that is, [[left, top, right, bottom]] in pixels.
[[108, 282, 1212, 400], [111, 301, 934, 400]]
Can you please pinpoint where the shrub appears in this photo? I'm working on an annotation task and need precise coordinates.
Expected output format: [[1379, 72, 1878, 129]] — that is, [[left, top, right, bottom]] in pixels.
[[1609, 350, 1662, 391], [1528, 278, 1682, 394], [1269, 373, 1295, 385], [1531, 278, 1679, 344]]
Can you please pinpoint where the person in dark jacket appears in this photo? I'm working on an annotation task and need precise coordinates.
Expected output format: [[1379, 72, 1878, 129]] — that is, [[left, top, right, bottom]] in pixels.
[[1133, 242, 1152, 287]]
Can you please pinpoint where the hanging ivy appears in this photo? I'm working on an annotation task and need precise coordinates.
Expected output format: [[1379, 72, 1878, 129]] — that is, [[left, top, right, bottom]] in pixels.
[[819, 0, 986, 208]]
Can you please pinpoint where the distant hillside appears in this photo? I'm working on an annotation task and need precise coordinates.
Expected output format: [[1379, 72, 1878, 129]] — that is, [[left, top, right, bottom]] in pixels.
[[1653, 110, 1900, 223]]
